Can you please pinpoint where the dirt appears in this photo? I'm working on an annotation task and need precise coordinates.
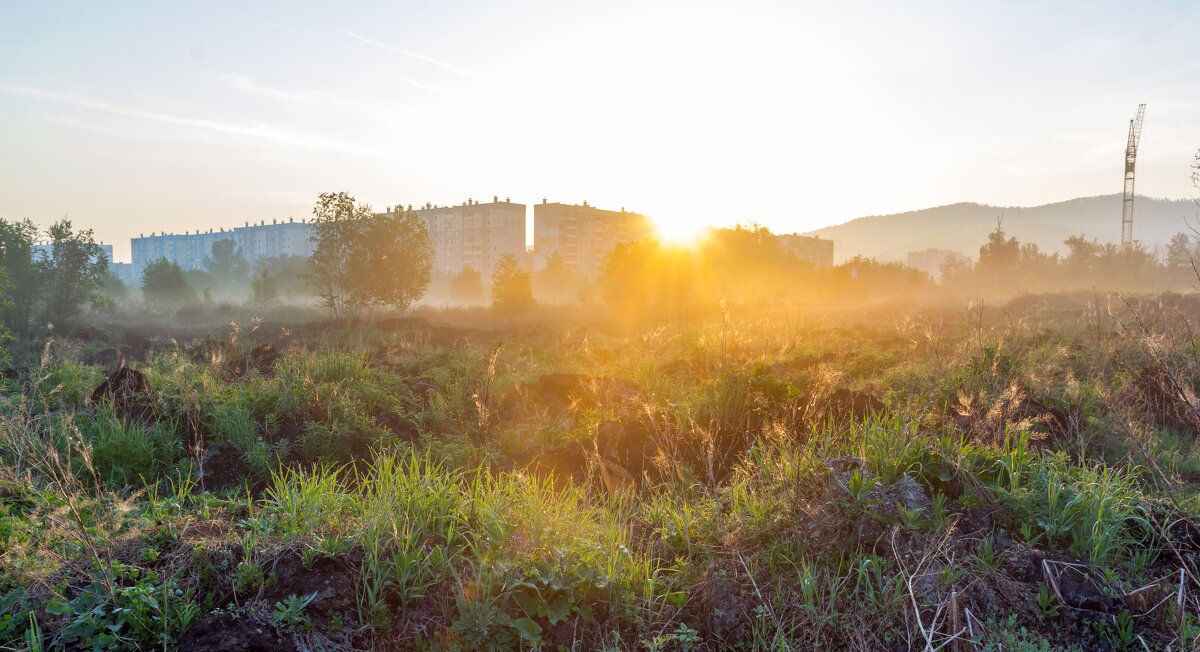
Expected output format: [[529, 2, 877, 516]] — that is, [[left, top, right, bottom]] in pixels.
[[177, 612, 296, 652], [199, 446, 260, 492], [1121, 367, 1200, 437], [515, 373, 642, 415], [823, 387, 885, 421], [89, 366, 157, 422]]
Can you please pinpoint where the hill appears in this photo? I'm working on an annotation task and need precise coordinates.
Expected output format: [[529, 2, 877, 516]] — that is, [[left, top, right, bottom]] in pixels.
[[807, 194, 1197, 263]]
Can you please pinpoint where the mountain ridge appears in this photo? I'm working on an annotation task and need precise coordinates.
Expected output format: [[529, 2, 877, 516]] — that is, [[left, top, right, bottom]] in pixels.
[[803, 194, 1198, 263]]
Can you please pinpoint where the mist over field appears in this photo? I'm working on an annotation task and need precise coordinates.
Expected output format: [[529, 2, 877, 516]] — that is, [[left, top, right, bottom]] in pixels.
[[2, 2, 1200, 651]]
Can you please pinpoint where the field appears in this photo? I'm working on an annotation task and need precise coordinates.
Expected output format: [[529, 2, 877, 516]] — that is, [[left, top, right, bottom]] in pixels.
[[3, 294, 1200, 650]]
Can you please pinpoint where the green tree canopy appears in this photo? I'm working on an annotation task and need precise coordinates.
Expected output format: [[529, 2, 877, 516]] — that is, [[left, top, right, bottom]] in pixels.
[[204, 238, 250, 288], [142, 259, 196, 308]]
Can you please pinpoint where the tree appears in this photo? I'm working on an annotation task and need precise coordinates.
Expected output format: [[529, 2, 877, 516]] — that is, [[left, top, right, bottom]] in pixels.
[[250, 268, 279, 306], [978, 222, 1020, 277], [204, 238, 250, 288], [142, 259, 196, 307], [309, 192, 373, 319], [533, 251, 576, 304], [40, 219, 108, 331], [348, 205, 432, 314], [449, 267, 485, 305], [0, 219, 41, 335], [256, 255, 311, 299], [490, 255, 534, 314], [1166, 232, 1194, 269]]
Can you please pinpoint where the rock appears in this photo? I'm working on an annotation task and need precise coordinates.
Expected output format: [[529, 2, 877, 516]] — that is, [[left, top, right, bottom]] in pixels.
[[887, 476, 932, 513]]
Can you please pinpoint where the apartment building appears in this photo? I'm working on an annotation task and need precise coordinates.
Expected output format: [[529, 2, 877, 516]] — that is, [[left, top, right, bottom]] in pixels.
[[130, 218, 315, 281], [533, 200, 651, 278], [776, 234, 835, 267], [396, 197, 526, 278], [32, 242, 114, 265]]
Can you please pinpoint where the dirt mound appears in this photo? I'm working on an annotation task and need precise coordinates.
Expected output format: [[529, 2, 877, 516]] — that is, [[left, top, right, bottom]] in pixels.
[[89, 366, 156, 422], [260, 550, 359, 624], [519, 441, 590, 486], [824, 388, 885, 421], [1121, 367, 1200, 437], [517, 373, 642, 414], [199, 446, 259, 492], [177, 612, 296, 652]]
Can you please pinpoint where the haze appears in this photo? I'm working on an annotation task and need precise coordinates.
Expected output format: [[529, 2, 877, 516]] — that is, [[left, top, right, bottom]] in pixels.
[[2, 0, 1199, 262]]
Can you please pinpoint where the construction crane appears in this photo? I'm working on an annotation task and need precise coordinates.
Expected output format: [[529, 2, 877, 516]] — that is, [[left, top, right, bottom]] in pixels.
[[1121, 103, 1146, 249]]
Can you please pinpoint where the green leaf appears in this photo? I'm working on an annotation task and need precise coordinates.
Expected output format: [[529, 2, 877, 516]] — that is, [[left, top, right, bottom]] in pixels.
[[509, 616, 543, 643], [664, 591, 688, 608], [545, 598, 571, 625]]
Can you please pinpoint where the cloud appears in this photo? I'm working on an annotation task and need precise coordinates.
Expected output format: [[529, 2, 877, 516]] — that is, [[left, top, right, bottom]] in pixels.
[[221, 74, 413, 115], [340, 29, 470, 76], [220, 74, 317, 104], [400, 78, 449, 94], [0, 83, 375, 156]]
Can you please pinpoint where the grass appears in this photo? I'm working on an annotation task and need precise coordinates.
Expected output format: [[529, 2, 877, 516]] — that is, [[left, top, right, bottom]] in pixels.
[[0, 295, 1199, 649]]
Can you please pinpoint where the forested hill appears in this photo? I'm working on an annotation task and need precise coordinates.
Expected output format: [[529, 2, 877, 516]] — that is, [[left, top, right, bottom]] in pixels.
[[806, 194, 1197, 263]]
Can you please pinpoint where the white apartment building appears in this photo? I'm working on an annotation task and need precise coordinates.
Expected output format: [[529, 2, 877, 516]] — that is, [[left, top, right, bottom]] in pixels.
[[130, 218, 314, 281], [533, 200, 651, 278], [127, 197, 527, 285], [397, 197, 526, 278]]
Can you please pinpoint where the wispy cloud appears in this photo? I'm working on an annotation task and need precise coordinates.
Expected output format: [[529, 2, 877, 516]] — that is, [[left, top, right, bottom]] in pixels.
[[220, 74, 413, 117], [1, 83, 374, 156], [220, 74, 321, 104], [400, 78, 449, 94], [340, 29, 470, 76], [45, 113, 127, 136]]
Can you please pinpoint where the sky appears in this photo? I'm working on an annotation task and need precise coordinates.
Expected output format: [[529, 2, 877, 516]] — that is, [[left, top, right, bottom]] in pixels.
[[1, 0, 1199, 262]]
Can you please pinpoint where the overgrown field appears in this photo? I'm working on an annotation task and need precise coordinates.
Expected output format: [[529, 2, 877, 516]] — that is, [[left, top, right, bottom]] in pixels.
[[3, 294, 1200, 650]]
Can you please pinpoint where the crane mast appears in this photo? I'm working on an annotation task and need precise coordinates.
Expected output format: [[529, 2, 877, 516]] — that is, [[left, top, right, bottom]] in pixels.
[[1121, 103, 1146, 249]]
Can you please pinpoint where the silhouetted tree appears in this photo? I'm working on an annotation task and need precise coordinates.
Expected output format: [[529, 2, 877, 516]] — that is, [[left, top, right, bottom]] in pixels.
[[1166, 233, 1194, 270], [40, 219, 108, 331], [0, 219, 41, 336], [533, 251, 575, 304], [449, 267, 485, 304], [256, 255, 311, 299], [309, 192, 373, 319], [204, 238, 250, 288], [251, 268, 279, 306], [490, 255, 533, 314], [142, 259, 196, 307], [348, 205, 432, 314]]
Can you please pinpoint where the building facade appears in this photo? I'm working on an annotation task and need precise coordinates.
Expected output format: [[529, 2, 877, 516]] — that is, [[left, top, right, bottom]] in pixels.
[[533, 200, 651, 278], [402, 197, 527, 278], [32, 242, 114, 265], [777, 234, 835, 267], [130, 218, 315, 282]]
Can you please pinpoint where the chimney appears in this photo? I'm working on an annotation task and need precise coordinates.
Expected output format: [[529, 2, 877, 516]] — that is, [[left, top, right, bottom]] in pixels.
[[289, 217, 294, 223], [408, 204, 412, 211], [506, 197, 510, 203], [245, 222, 249, 227], [273, 218, 277, 224], [583, 200, 589, 207], [542, 198, 547, 204], [493, 195, 498, 203]]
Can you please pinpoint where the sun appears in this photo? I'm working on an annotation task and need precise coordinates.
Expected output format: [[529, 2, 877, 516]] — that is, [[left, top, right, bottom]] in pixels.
[[652, 217, 707, 245]]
